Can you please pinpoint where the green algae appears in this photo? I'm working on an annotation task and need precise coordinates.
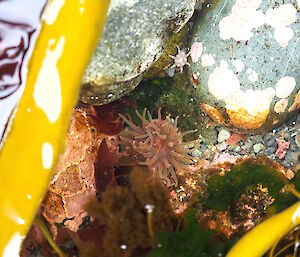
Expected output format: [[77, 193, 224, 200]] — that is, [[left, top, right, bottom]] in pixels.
[[148, 209, 238, 257], [148, 161, 300, 257], [202, 161, 300, 213], [124, 75, 207, 140]]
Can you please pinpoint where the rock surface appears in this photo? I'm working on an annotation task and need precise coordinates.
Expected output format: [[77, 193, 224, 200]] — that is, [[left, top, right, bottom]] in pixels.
[[41, 109, 101, 233], [81, 0, 196, 105], [189, 0, 300, 133]]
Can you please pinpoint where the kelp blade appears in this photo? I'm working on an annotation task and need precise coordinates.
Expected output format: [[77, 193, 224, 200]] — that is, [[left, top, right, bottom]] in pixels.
[[0, 0, 109, 255]]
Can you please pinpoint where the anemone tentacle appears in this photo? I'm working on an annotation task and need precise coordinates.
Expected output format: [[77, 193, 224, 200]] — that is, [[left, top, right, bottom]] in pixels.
[[119, 109, 196, 186]]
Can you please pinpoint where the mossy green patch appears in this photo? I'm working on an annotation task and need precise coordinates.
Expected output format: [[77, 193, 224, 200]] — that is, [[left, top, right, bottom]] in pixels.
[[124, 75, 207, 140], [148, 209, 238, 257], [202, 161, 300, 213], [148, 161, 300, 257]]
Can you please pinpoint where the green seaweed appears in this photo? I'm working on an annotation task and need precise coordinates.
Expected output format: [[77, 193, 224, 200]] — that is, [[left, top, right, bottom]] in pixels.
[[202, 161, 300, 213], [148, 161, 300, 257], [148, 209, 238, 257]]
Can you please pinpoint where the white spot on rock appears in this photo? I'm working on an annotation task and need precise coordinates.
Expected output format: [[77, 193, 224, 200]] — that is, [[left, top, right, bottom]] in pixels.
[[274, 27, 294, 48], [276, 76, 296, 98], [42, 142, 53, 169], [246, 68, 258, 83], [265, 4, 297, 48], [208, 61, 275, 116], [242, 88, 274, 116], [115, 0, 139, 7], [201, 54, 215, 67], [232, 59, 244, 72], [219, 0, 265, 41], [33, 37, 64, 123], [274, 99, 288, 113], [190, 42, 203, 62], [192, 73, 198, 81], [265, 4, 296, 28], [225, 88, 275, 116], [208, 61, 240, 100]]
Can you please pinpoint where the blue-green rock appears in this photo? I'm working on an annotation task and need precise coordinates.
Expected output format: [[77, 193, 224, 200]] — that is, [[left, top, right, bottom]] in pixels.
[[189, 0, 300, 133], [81, 0, 196, 105]]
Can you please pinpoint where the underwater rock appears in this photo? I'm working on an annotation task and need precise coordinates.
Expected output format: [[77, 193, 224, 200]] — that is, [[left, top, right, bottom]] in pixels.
[[189, 0, 300, 133], [81, 0, 196, 105], [41, 109, 101, 233], [41, 107, 122, 233], [217, 128, 231, 143], [122, 75, 210, 141], [144, 26, 189, 79]]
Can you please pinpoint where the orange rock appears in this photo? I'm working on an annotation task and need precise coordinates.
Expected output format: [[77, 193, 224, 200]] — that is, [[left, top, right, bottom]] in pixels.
[[288, 90, 300, 112], [200, 103, 225, 125], [41, 108, 113, 232]]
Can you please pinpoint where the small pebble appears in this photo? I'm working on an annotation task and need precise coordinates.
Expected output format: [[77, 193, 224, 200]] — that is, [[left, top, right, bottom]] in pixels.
[[227, 145, 236, 151], [252, 135, 263, 143], [282, 160, 291, 167], [264, 147, 275, 156], [253, 143, 264, 154], [243, 138, 253, 150], [269, 154, 276, 160], [290, 142, 298, 151], [202, 128, 218, 145], [266, 138, 276, 147], [234, 145, 241, 152], [285, 151, 295, 162], [263, 133, 272, 141], [165, 67, 175, 77], [217, 141, 227, 151], [286, 170, 294, 180], [284, 133, 292, 141], [192, 148, 202, 158], [217, 129, 231, 143]]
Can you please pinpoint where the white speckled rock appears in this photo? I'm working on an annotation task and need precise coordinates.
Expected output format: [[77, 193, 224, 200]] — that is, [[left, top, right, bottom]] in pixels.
[[189, 0, 300, 133], [253, 143, 264, 153], [217, 128, 231, 143], [80, 0, 196, 105]]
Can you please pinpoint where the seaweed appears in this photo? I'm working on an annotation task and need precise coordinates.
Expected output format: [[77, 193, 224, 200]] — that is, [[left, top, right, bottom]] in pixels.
[[148, 209, 238, 257], [84, 167, 178, 257], [148, 160, 300, 257], [202, 160, 300, 213]]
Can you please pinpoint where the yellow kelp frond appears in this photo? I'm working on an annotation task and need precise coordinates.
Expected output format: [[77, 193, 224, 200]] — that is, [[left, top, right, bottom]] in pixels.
[[0, 0, 109, 255]]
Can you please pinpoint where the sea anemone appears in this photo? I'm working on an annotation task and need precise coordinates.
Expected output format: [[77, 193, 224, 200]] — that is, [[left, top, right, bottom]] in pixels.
[[119, 108, 196, 186], [170, 47, 190, 73]]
